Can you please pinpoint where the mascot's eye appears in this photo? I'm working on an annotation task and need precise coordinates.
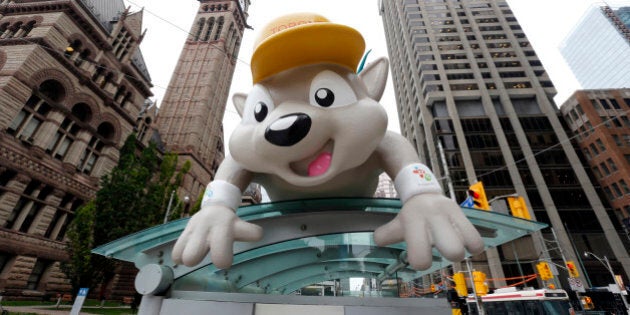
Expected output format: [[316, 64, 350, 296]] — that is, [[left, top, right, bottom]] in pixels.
[[254, 101, 268, 122], [241, 85, 274, 125], [314, 88, 335, 107], [309, 70, 357, 108]]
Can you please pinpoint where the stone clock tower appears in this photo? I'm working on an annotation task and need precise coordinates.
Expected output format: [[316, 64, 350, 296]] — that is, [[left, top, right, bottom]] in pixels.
[[157, 0, 250, 203]]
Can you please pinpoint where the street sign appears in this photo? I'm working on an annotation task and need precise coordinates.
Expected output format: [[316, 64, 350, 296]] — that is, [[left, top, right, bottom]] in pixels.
[[70, 287, 89, 315], [460, 196, 474, 208], [568, 277, 585, 293]]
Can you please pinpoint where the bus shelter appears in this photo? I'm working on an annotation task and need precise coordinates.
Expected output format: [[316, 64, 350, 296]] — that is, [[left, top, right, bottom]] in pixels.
[[93, 198, 547, 314]]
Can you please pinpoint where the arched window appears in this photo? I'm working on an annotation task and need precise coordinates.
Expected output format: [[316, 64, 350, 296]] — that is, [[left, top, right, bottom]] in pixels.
[[21, 21, 36, 37], [92, 65, 105, 82], [114, 85, 127, 103], [202, 17, 215, 41], [193, 18, 205, 41], [8, 80, 64, 143], [46, 103, 91, 160], [38, 79, 65, 102], [214, 17, 224, 41], [78, 122, 114, 174], [100, 72, 114, 89], [120, 92, 132, 109], [225, 23, 235, 49], [1, 21, 22, 38], [77, 49, 91, 67], [65, 39, 82, 63], [0, 23, 9, 37]]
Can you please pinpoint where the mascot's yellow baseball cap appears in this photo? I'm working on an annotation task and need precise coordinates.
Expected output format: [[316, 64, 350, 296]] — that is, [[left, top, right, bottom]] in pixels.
[[251, 13, 366, 83]]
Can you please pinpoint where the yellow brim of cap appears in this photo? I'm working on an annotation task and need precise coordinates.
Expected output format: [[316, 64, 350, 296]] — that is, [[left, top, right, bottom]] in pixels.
[[251, 23, 365, 83]]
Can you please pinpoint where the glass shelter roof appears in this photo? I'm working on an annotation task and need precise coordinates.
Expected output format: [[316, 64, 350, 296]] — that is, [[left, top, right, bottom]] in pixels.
[[93, 198, 547, 295]]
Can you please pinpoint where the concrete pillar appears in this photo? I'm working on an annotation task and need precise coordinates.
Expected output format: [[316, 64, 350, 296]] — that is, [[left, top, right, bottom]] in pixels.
[[62, 130, 91, 166], [28, 189, 64, 236], [32, 110, 64, 150], [0, 173, 28, 227]]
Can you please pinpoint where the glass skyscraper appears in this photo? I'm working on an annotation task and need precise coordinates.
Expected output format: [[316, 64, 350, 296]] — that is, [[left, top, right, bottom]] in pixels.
[[379, 0, 630, 289], [560, 5, 630, 89]]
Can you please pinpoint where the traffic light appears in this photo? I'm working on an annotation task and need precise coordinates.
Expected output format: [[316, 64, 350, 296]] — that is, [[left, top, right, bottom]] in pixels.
[[453, 272, 467, 297], [472, 271, 488, 296], [468, 182, 490, 210], [507, 196, 531, 220], [536, 261, 553, 281], [566, 261, 579, 278], [430, 284, 437, 293], [582, 296, 594, 310]]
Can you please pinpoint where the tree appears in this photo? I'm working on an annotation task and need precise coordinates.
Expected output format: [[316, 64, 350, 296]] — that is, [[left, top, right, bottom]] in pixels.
[[62, 201, 100, 295], [63, 134, 190, 295]]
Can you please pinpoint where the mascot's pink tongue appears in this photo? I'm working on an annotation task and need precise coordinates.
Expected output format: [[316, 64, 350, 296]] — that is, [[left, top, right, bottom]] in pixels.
[[308, 152, 332, 177]]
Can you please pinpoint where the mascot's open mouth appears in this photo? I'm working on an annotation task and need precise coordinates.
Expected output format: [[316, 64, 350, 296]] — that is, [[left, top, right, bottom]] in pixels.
[[290, 141, 334, 177]]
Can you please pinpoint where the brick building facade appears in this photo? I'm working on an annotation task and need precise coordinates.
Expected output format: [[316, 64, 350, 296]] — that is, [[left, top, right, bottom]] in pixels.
[[0, 0, 155, 298], [561, 89, 630, 239]]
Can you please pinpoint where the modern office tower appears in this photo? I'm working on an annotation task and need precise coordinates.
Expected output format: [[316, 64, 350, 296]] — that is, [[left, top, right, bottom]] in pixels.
[[157, 0, 250, 204], [560, 5, 630, 89], [560, 89, 630, 244], [379, 0, 630, 287], [374, 173, 398, 199], [617, 6, 630, 28], [0, 0, 155, 296]]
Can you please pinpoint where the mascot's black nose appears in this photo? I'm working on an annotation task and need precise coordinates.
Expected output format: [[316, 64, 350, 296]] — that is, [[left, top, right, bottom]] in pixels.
[[265, 113, 311, 146]]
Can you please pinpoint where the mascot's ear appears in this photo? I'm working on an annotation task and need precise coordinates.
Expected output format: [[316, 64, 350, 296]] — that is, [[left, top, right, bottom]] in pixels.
[[233, 93, 248, 117], [359, 57, 389, 101]]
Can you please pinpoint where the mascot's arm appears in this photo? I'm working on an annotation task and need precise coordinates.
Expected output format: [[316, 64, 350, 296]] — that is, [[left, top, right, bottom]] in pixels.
[[374, 131, 484, 270], [172, 156, 263, 269]]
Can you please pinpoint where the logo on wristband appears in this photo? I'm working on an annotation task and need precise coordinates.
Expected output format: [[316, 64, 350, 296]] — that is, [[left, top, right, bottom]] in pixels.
[[412, 165, 433, 182]]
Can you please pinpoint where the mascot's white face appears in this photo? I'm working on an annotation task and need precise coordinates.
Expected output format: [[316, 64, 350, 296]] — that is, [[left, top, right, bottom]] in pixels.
[[230, 64, 388, 187]]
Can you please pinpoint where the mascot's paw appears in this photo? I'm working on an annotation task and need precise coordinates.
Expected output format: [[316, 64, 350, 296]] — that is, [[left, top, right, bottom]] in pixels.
[[172, 205, 263, 269], [374, 193, 484, 270]]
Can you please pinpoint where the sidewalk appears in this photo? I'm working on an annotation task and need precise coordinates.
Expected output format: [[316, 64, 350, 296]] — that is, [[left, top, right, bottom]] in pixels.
[[3, 305, 135, 315]]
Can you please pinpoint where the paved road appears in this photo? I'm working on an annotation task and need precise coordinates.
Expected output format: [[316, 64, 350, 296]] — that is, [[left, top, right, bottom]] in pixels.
[[3, 305, 135, 314]]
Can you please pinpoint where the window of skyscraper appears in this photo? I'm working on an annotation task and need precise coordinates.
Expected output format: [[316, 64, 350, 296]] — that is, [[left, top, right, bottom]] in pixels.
[[600, 162, 611, 176], [583, 148, 592, 160], [596, 139, 606, 151], [607, 158, 618, 172], [604, 187, 615, 200], [499, 71, 526, 78], [608, 99, 621, 109]]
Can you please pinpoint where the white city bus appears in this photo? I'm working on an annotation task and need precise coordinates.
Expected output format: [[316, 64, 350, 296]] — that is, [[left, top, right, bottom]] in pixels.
[[466, 288, 575, 315]]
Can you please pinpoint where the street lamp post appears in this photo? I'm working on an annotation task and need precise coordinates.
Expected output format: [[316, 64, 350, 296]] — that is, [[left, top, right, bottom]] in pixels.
[[583, 251, 630, 315], [163, 190, 175, 224]]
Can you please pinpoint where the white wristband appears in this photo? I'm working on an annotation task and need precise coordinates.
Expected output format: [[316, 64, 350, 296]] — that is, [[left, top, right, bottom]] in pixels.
[[201, 180, 242, 210], [394, 163, 443, 203]]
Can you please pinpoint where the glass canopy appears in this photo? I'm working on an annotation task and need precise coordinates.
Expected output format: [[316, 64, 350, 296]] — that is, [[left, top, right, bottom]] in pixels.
[[93, 198, 547, 295]]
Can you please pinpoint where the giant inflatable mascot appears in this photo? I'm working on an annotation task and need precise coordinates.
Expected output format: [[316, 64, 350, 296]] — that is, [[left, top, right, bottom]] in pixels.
[[173, 13, 484, 270]]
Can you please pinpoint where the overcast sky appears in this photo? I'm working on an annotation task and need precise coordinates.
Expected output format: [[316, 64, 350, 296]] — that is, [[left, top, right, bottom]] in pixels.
[[124, 0, 630, 139]]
